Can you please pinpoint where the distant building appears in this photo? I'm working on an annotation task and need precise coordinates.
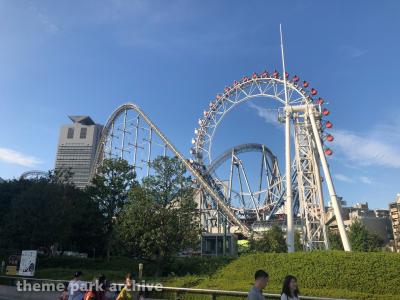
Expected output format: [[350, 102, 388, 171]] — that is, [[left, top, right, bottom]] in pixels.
[[55, 116, 103, 188], [201, 233, 238, 256], [327, 201, 392, 244], [389, 194, 400, 252], [345, 203, 392, 243]]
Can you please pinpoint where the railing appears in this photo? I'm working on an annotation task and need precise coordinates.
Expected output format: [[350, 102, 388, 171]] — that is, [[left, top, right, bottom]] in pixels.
[[0, 276, 348, 300]]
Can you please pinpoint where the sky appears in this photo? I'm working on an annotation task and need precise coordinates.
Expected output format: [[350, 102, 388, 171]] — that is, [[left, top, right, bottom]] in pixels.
[[0, 0, 399, 209]]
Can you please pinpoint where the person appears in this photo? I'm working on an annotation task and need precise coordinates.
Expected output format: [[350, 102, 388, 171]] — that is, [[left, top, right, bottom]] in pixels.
[[280, 275, 300, 300], [83, 277, 98, 300], [247, 270, 269, 300], [59, 282, 69, 300], [97, 274, 107, 300], [116, 273, 137, 300], [104, 278, 117, 300], [68, 271, 85, 300]]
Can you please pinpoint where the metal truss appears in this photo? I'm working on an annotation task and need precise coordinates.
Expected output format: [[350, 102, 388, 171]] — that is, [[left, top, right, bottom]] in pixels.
[[19, 170, 48, 180], [204, 143, 284, 226], [90, 70, 351, 251], [191, 74, 312, 165], [191, 71, 350, 250], [91, 103, 251, 236], [293, 112, 329, 250]]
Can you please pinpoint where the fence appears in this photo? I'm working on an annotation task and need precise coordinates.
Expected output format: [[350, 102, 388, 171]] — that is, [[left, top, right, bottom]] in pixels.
[[0, 276, 349, 300]]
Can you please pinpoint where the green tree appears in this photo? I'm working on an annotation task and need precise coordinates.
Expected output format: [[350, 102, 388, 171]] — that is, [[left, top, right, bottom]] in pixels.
[[328, 231, 344, 250], [294, 230, 303, 251], [348, 221, 383, 252], [117, 156, 200, 275], [88, 158, 136, 261], [142, 156, 192, 207], [249, 225, 287, 253], [0, 176, 104, 253]]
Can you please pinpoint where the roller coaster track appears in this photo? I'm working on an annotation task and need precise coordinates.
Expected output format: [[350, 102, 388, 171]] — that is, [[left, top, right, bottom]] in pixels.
[[92, 103, 251, 236]]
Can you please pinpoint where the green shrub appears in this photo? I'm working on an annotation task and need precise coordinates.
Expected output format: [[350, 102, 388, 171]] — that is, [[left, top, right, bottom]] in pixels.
[[35, 255, 231, 281], [164, 251, 400, 300]]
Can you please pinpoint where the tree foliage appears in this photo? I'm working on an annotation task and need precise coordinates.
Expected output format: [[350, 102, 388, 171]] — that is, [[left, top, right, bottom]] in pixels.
[[116, 156, 200, 274], [294, 230, 303, 251], [0, 176, 104, 253], [328, 231, 344, 250], [348, 221, 383, 252], [142, 156, 192, 207], [88, 158, 136, 260], [249, 225, 287, 253]]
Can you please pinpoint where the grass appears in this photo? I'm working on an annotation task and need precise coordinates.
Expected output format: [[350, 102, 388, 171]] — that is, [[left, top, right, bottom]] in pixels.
[[163, 251, 400, 300], [2, 252, 400, 299]]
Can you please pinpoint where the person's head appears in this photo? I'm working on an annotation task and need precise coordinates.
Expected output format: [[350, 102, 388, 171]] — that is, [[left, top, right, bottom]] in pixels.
[[63, 282, 68, 292], [98, 274, 106, 284], [74, 271, 82, 280], [97, 274, 106, 290], [254, 270, 269, 289], [90, 277, 98, 292], [281, 275, 299, 297], [125, 273, 134, 288]]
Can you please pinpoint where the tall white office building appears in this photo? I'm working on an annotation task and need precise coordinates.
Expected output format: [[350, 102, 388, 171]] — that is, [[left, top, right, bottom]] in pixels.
[[55, 116, 103, 188]]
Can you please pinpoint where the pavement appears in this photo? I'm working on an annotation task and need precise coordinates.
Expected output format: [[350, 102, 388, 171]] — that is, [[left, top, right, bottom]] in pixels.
[[0, 285, 165, 300], [0, 285, 59, 299]]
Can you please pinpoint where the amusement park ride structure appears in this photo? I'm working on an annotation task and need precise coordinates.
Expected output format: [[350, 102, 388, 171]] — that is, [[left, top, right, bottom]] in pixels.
[[19, 170, 48, 180], [89, 27, 351, 252]]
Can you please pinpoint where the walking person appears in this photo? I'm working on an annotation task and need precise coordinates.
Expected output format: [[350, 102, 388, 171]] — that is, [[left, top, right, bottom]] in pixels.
[[59, 282, 69, 300], [68, 271, 85, 300], [280, 275, 300, 300], [116, 273, 137, 300], [248, 270, 269, 300]]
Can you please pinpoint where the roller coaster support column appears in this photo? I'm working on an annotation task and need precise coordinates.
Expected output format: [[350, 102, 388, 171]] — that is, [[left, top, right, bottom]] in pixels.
[[308, 106, 351, 251]]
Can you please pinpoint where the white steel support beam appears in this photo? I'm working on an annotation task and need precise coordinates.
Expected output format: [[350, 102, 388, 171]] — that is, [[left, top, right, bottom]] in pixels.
[[307, 106, 351, 251], [280, 24, 294, 252]]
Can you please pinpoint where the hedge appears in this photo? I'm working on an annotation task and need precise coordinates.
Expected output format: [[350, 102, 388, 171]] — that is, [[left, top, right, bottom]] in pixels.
[[164, 251, 400, 300], [34, 255, 232, 281]]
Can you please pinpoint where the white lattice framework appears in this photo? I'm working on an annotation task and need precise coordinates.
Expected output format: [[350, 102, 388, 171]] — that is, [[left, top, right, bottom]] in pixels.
[[191, 71, 340, 249]]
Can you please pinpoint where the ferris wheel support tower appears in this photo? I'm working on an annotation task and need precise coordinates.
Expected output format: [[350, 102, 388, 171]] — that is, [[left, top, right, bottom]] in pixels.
[[280, 25, 351, 252], [280, 24, 295, 253]]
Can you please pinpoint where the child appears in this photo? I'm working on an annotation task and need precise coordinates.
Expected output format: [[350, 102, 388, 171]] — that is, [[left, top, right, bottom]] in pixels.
[[58, 282, 69, 300], [116, 273, 136, 300]]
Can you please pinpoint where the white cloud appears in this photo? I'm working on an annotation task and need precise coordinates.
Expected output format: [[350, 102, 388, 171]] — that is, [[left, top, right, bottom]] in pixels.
[[334, 174, 354, 183], [332, 128, 400, 168], [359, 176, 373, 185], [248, 103, 282, 128], [339, 45, 367, 59], [250, 102, 400, 170], [0, 148, 41, 167], [29, 3, 60, 34]]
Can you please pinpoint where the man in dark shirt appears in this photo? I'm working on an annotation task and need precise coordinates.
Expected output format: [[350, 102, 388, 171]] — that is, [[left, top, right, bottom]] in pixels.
[[248, 270, 269, 300]]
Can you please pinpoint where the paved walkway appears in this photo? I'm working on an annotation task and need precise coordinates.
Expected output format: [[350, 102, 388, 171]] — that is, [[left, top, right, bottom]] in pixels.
[[0, 285, 59, 299]]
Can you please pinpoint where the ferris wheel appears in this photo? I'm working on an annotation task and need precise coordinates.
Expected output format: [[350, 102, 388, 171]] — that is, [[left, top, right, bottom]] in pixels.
[[190, 69, 348, 250], [191, 70, 331, 164]]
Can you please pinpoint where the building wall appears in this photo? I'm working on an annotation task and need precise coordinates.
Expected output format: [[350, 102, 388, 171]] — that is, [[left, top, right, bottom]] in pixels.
[[328, 202, 392, 244], [389, 194, 400, 252], [55, 117, 103, 188]]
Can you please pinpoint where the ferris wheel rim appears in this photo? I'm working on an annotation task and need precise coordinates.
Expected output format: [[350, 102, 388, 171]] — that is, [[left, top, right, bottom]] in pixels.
[[191, 73, 317, 165]]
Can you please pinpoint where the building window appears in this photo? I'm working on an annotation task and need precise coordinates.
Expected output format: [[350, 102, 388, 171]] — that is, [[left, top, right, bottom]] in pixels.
[[80, 128, 87, 139], [67, 128, 74, 139]]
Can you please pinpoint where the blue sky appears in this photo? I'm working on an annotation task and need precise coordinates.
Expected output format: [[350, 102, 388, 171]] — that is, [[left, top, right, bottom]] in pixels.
[[0, 0, 399, 209]]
